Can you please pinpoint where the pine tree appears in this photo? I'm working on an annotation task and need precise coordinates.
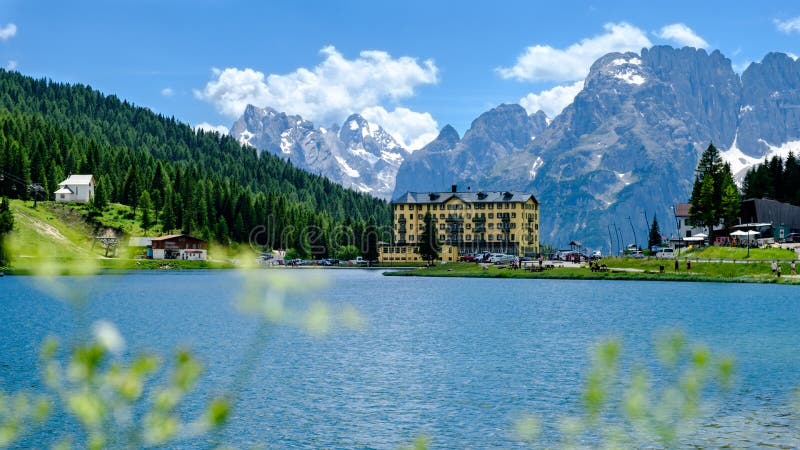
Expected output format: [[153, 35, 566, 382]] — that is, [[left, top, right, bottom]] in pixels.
[[0, 197, 14, 264], [92, 178, 108, 210], [719, 163, 741, 228], [418, 212, 439, 264], [648, 215, 662, 249], [122, 164, 140, 214], [160, 189, 176, 234], [139, 190, 154, 233], [364, 219, 379, 265], [688, 143, 741, 236]]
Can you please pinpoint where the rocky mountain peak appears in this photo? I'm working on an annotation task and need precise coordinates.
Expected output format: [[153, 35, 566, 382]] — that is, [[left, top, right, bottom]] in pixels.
[[230, 107, 408, 200]]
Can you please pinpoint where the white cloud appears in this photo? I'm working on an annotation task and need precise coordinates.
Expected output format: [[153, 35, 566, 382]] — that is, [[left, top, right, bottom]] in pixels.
[[775, 16, 800, 34], [655, 23, 708, 49], [160, 87, 174, 97], [519, 80, 584, 118], [6, 60, 17, 71], [361, 106, 439, 151], [788, 52, 799, 61], [497, 23, 651, 82], [194, 46, 439, 129], [0, 23, 16, 41], [194, 122, 229, 135]]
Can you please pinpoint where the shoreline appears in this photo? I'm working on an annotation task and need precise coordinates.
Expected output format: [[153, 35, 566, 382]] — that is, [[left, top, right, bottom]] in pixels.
[[382, 262, 800, 285]]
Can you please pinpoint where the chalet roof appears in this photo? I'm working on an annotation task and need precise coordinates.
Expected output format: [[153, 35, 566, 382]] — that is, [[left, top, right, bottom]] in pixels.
[[128, 237, 153, 247], [59, 174, 95, 186], [54, 187, 74, 194], [674, 203, 691, 217], [393, 190, 537, 204], [149, 234, 205, 242]]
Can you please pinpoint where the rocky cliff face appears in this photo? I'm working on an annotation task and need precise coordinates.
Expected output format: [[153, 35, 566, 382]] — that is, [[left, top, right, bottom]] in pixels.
[[230, 105, 408, 200], [393, 47, 800, 250], [393, 104, 548, 194]]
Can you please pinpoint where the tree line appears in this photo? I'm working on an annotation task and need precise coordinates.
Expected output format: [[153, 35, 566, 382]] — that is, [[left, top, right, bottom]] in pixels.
[[741, 153, 800, 205], [0, 69, 390, 258]]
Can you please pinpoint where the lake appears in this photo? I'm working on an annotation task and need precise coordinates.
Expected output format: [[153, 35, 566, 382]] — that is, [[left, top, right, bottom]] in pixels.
[[1, 269, 799, 448]]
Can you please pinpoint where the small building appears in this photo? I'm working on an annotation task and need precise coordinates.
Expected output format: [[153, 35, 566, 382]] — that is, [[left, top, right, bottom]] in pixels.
[[673, 203, 709, 239], [150, 234, 207, 260], [739, 198, 800, 240], [128, 237, 154, 258], [54, 174, 96, 202]]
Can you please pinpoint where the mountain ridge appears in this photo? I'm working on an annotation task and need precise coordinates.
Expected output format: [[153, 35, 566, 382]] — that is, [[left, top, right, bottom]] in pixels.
[[394, 46, 800, 250]]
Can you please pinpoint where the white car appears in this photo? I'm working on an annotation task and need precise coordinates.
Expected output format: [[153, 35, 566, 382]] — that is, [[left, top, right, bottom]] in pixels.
[[655, 248, 675, 258], [491, 254, 519, 264]]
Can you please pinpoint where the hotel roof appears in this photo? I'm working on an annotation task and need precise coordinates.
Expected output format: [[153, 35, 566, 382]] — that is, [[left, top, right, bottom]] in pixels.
[[393, 190, 537, 204]]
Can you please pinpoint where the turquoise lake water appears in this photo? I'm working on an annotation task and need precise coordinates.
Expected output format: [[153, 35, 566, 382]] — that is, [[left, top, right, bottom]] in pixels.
[[1, 269, 799, 448]]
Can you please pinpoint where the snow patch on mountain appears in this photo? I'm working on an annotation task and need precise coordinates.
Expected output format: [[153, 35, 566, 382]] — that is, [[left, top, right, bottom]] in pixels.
[[529, 157, 544, 180], [722, 135, 800, 184], [334, 156, 360, 178], [614, 69, 646, 85]]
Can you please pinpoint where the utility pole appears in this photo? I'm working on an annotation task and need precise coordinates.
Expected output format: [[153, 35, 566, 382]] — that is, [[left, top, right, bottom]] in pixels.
[[627, 216, 638, 250], [607, 224, 614, 256]]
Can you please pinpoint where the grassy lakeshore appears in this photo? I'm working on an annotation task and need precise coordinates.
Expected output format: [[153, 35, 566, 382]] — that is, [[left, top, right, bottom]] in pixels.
[[384, 259, 800, 284]]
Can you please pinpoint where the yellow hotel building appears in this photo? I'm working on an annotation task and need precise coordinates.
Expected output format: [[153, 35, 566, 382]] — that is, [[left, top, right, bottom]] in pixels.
[[380, 186, 540, 263]]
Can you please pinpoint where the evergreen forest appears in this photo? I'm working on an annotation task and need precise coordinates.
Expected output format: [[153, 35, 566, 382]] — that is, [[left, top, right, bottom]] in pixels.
[[0, 69, 390, 257]]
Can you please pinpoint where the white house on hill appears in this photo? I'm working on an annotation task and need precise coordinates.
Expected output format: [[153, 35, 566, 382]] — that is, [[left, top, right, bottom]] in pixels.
[[54, 174, 95, 202]]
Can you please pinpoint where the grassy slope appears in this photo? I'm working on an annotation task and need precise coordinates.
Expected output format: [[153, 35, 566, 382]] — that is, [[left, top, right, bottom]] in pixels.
[[7, 199, 95, 259], [4, 200, 232, 272], [681, 246, 798, 261]]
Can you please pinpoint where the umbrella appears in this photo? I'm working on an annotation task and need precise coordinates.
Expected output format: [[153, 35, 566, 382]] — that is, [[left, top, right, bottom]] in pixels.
[[693, 233, 708, 238], [745, 230, 760, 236], [729, 230, 747, 237]]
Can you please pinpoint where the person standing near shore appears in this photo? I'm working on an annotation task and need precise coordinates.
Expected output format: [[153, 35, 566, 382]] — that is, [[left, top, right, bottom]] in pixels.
[[791, 261, 796, 275], [771, 260, 778, 275]]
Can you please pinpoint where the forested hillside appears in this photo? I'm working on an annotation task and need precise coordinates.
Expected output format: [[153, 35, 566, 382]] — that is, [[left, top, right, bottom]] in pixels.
[[0, 69, 389, 257]]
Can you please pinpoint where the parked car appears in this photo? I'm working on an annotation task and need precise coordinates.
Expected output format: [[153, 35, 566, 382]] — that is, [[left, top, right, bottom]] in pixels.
[[460, 253, 479, 262], [784, 233, 800, 243], [491, 254, 518, 264], [655, 248, 675, 258]]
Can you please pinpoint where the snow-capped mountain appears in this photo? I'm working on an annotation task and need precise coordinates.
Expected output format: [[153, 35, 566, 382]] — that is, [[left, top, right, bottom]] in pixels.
[[393, 46, 800, 250], [230, 105, 409, 200]]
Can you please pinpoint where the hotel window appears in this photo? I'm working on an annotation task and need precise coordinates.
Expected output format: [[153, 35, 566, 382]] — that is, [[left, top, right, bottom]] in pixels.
[[488, 223, 494, 229], [511, 213, 516, 218], [488, 213, 494, 219], [399, 205, 404, 210], [439, 224, 445, 230], [409, 214, 413, 219], [466, 234, 472, 240], [488, 204, 493, 209], [440, 214, 445, 219], [511, 234, 515, 241]]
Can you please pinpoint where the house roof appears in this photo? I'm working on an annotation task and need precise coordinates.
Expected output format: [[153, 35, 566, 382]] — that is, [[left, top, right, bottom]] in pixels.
[[393, 190, 537, 204], [59, 174, 95, 186], [128, 237, 153, 247], [54, 187, 74, 194], [674, 203, 692, 217], [149, 234, 205, 242]]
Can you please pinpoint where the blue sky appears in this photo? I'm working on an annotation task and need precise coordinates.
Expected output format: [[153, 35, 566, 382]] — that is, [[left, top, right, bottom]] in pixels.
[[2, 0, 799, 149]]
